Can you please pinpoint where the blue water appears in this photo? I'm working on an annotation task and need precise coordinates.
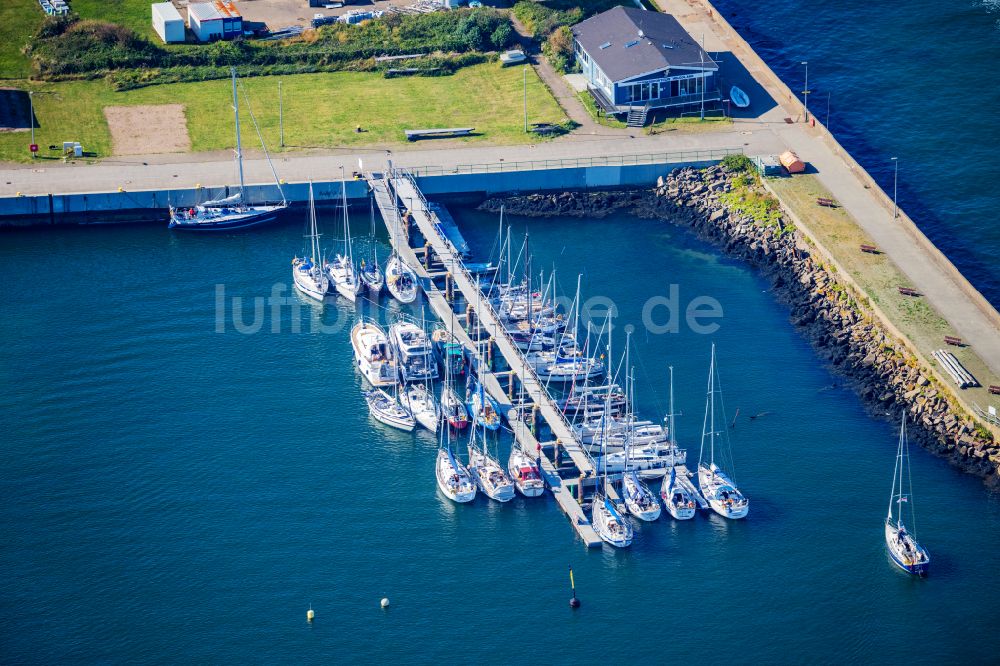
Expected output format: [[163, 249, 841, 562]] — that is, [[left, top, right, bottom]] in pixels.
[[2, 208, 1000, 663], [714, 0, 1000, 307]]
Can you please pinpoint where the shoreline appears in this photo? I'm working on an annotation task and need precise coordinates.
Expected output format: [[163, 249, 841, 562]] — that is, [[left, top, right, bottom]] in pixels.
[[479, 165, 999, 485]]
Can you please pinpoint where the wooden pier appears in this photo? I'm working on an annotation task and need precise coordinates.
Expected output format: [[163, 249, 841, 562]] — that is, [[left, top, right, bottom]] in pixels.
[[370, 171, 606, 547]]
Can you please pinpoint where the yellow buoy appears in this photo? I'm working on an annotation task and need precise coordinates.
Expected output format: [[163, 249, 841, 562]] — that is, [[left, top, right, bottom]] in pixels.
[[380, 598, 390, 609], [307, 607, 315, 622]]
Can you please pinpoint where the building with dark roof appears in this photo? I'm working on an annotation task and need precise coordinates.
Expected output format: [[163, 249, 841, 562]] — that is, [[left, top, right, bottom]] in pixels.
[[572, 6, 721, 119]]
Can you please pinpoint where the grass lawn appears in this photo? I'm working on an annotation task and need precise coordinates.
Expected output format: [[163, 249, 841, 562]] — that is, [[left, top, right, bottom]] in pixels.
[[768, 173, 1000, 416], [0, 0, 45, 79], [72, 0, 160, 40], [0, 64, 568, 162]]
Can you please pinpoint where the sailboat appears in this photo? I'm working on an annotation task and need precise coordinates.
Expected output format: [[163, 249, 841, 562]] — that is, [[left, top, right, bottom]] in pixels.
[[442, 385, 470, 430], [590, 327, 633, 548], [365, 386, 416, 432], [885, 416, 930, 576], [436, 405, 477, 503], [660, 367, 697, 520], [291, 183, 331, 301], [661, 467, 697, 520], [404, 383, 439, 432], [359, 197, 385, 297], [386, 254, 418, 304], [507, 445, 545, 497], [466, 374, 501, 431], [169, 68, 287, 230], [326, 174, 363, 301], [467, 421, 515, 502], [697, 344, 749, 519], [351, 319, 397, 387]]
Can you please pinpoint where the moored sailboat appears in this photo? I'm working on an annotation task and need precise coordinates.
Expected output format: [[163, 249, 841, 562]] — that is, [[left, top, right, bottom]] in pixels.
[[365, 386, 416, 432], [507, 445, 545, 497], [404, 383, 439, 432], [326, 176, 363, 301], [351, 319, 398, 387], [169, 68, 287, 231], [291, 183, 331, 302], [359, 197, 385, 297], [467, 422, 515, 502]]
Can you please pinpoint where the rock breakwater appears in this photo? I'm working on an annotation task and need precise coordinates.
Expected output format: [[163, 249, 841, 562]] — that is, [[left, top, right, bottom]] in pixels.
[[479, 165, 999, 484]]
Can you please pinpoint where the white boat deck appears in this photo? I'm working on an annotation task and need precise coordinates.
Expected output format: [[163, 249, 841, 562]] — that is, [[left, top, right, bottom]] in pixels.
[[671, 465, 709, 510], [371, 173, 604, 547]]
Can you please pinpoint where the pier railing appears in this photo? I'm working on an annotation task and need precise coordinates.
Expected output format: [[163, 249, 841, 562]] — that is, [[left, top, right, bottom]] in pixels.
[[394, 168, 591, 460], [405, 148, 742, 177]]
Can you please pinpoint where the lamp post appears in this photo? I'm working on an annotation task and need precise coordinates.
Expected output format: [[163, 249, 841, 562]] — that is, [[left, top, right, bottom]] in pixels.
[[801, 61, 809, 123], [278, 80, 284, 148], [523, 65, 528, 133], [28, 91, 35, 159], [891, 157, 899, 219]]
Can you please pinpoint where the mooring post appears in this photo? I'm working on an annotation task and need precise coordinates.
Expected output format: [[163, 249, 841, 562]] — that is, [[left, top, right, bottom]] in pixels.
[[423, 242, 431, 269], [507, 372, 514, 399], [577, 475, 585, 503], [445, 272, 452, 302], [486, 337, 494, 370], [531, 404, 540, 438], [553, 438, 561, 467], [465, 303, 474, 333]]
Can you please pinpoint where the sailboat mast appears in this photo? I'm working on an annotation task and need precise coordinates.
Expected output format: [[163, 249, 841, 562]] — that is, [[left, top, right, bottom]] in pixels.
[[231, 68, 246, 203], [710, 344, 716, 466], [340, 168, 351, 260], [308, 182, 319, 261], [668, 365, 676, 446]]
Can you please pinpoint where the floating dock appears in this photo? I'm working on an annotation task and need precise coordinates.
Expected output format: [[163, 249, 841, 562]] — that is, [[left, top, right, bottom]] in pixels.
[[371, 170, 610, 547]]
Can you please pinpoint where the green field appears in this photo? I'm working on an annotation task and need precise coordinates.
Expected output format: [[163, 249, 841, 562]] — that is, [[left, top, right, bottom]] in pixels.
[[0, 64, 568, 162], [72, 0, 157, 36], [0, 0, 45, 78]]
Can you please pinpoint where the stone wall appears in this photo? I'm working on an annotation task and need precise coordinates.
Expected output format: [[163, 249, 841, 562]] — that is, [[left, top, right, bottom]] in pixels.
[[479, 165, 1000, 486]]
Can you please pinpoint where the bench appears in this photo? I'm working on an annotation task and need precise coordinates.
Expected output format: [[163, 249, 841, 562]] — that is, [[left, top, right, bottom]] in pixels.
[[897, 287, 920, 297], [989, 385, 1000, 396], [860, 244, 880, 254], [944, 335, 964, 347], [816, 197, 838, 207], [404, 127, 475, 141]]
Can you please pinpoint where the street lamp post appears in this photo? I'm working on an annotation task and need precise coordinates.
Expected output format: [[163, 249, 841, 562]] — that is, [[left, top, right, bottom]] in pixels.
[[891, 157, 899, 219], [801, 61, 810, 122], [278, 80, 284, 148], [29, 91, 35, 159], [523, 65, 528, 133]]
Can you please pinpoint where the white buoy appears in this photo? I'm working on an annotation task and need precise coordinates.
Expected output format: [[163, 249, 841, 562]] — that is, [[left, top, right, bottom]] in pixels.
[[380, 597, 390, 609], [307, 607, 315, 622]]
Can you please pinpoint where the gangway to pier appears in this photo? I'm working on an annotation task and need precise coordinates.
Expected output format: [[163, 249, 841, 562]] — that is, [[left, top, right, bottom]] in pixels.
[[370, 171, 606, 546]]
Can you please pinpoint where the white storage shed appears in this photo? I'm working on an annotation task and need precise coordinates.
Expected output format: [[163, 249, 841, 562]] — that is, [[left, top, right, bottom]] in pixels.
[[188, 2, 225, 42], [152, 2, 185, 44]]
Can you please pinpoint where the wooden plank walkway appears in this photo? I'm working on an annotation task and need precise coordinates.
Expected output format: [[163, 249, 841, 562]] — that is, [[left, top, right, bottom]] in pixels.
[[370, 173, 604, 547]]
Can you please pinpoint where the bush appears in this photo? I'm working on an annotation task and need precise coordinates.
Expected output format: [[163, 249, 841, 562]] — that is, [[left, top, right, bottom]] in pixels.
[[30, 9, 513, 80], [543, 25, 574, 73], [720, 153, 754, 174]]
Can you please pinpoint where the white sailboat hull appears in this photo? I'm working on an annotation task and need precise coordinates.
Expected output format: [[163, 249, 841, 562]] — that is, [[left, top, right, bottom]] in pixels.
[[292, 264, 330, 302], [623, 473, 661, 521], [351, 321, 398, 387], [405, 384, 439, 432], [508, 447, 545, 497], [885, 520, 930, 576], [591, 495, 633, 548], [436, 449, 476, 503], [365, 388, 415, 432], [386, 256, 418, 304], [469, 447, 515, 502], [698, 464, 749, 519]]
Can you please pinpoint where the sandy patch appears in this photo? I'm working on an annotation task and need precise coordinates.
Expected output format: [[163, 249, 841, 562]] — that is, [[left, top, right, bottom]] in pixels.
[[104, 104, 191, 155]]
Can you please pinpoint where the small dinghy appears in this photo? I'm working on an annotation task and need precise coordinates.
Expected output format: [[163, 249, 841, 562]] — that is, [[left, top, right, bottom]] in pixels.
[[507, 445, 545, 497], [386, 255, 418, 304], [365, 387, 415, 432], [730, 85, 750, 109], [404, 383, 439, 432], [885, 417, 930, 576]]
